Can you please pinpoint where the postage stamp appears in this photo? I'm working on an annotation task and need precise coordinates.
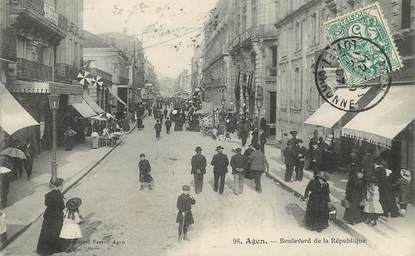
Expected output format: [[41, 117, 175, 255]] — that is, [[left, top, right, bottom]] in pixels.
[[314, 36, 392, 112], [324, 3, 402, 86]]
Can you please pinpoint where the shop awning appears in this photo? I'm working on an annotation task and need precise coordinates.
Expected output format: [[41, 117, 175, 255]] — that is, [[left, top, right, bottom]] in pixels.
[[7, 80, 83, 95], [0, 84, 39, 135], [71, 100, 97, 118], [109, 90, 127, 106], [83, 93, 105, 114], [342, 85, 415, 148], [304, 88, 369, 128]]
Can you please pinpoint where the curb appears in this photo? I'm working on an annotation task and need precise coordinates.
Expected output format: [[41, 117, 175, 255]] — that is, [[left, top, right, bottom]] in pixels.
[[263, 171, 373, 247], [0, 124, 136, 250]]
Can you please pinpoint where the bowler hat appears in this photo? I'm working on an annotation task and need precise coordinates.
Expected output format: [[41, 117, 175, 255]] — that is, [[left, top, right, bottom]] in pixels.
[[66, 197, 82, 210], [51, 178, 64, 187], [182, 185, 190, 191], [195, 146, 202, 152], [290, 130, 297, 136], [216, 146, 224, 151]]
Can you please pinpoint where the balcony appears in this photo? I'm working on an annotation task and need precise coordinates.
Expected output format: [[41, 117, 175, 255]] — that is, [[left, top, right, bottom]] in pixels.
[[55, 63, 77, 83], [229, 24, 279, 51], [15, 58, 53, 81], [9, 0, 67, 43]]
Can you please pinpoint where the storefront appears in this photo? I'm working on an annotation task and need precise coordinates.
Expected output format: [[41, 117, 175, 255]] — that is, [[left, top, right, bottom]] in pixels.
[[7, 80, 83, 152]]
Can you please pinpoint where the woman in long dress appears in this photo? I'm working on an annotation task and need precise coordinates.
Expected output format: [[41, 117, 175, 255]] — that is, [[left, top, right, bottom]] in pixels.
[[304, 171, 330, 232], [36, 178, 65, 255], [343, 169, 366, 225]]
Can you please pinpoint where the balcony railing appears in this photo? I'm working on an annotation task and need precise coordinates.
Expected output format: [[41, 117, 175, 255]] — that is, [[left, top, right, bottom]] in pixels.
[[16, 58, 53, 81], [229, 24, 278, 50], [10, 0, 69, 35], [55, 63, 77, 83]]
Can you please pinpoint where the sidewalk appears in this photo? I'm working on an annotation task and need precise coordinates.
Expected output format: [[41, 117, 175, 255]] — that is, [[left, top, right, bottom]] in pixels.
[[222, 133, 415, 247], [0, 123, 136, 249]]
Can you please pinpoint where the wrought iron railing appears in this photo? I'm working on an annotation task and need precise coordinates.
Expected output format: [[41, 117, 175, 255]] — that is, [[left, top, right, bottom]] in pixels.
[[55, 63, 77, 82], [16, 58, 53, 81], [229, 24, 278, 50]]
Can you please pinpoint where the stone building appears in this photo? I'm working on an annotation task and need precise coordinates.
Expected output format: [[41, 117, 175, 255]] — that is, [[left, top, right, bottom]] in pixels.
[[275, 0, 415, 172], [3, 0, 85, 152]]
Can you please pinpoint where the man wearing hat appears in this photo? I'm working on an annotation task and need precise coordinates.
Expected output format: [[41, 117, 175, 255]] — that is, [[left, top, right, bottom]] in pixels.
[[154, 120, 162, 139], [294, 139, 308, 181], [230, 147, 248, 195], [191, 146, 207, 194], [284, 140, 297, 182], [288, 130, 298, 146], [176, 185, 196, 240], [211, 146, 229, 195]]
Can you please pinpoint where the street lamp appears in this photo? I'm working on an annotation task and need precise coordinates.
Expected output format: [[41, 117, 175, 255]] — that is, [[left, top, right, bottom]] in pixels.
[[48, 94, 60, 184], [255, 86, 264, 147]]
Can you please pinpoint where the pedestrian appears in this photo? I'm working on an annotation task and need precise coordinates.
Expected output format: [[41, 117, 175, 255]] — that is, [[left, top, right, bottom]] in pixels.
[[396, 168, 412, 216], [20, 139, 34, 180], [64, 126, 77, 151], [191, 146, 207, 194], [148, 107, 152, 117], [138, 154, 153, 190], [243, 144, 255, 180], [310, 142, 322, 174], [165, 117, 172, 134], [294, 139, 308, 181], [251, 128, 259, 149], [304, 171, 331, 232], [248, 144, 269, 193], [164, 108, 168, 118], [363, 176, 383, 226], [343, 170, 366, 225], [230, 147, 248, 195], [0, 166, 10, 209], [176, 185, 196, 241], [154, 120, 162, 139], [36, 178, 65, 255], [288, 130, 298, 146], [136, 114, 143, 131], [59, 198, 83, 253], [284, 140, 297, 182], [279, 133, 289, 163], [374, 159, 399, 217], [211, 146, 229, 195]]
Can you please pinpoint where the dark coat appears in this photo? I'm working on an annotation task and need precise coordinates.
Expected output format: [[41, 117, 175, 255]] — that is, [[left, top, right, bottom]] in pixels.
[[295, 145, 308, 166], [311, 147, 323, 173], [230, 153, 248, 174], [154, 123, 162, 132], [176, 193, 196, 225], [343, 175, 366, 224], [376, 166, 399, 216], [191, 154, 207, 174], [211, 153, 229, 174], [36, 189, 65, 255], [284, 146, 297, 165], [139, 159, 152, 183], [304, 177, 330, 231], [165, 120, 172, 129]]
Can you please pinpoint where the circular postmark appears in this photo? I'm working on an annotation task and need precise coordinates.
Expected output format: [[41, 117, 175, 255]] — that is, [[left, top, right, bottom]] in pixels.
[[314, 36, 392, 112]]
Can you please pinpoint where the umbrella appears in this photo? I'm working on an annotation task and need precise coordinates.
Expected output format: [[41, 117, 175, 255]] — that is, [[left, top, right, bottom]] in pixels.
[[1, 147, 26, 160], [0, 167, 12, 174]]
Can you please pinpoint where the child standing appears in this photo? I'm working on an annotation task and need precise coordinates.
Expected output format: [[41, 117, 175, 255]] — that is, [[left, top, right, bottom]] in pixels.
[[139, 154, 153, 190], [363, 177, 383, 226], [59, 198, 83, 252]]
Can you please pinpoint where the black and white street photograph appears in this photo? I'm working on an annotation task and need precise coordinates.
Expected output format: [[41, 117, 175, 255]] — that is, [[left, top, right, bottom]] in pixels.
[[0, 0, 414, 255]]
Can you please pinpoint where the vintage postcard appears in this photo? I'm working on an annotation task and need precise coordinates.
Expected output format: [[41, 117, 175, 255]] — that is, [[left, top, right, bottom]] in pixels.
[[0, 1, 414, 256]]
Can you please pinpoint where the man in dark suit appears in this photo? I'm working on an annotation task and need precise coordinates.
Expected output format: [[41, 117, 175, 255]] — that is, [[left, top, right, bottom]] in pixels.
[[284, 140, 297, 182], [211, 146, 229, 195], [154, 120, 162, 139], [294, 139, 308, 181], [191, 146, 207, 194], [165, 117, 172, 134]]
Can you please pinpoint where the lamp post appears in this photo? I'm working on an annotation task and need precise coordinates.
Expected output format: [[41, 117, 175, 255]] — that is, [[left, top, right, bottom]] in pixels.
[[255, 86, 264, 147], [48, 94, 60, 184]]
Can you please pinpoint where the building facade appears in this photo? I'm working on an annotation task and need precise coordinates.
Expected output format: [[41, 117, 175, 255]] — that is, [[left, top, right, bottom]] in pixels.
[[3, 0, 84, 152]]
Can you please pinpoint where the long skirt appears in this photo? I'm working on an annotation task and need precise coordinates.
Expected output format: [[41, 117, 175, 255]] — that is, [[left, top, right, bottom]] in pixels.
[[305, 198, 329, 231], [343, 202, 365, 224], [36, 217, 64, 255]]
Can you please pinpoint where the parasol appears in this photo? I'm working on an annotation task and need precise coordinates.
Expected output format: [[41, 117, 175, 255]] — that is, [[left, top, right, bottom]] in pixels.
[[0, 147, 26, 159], [0, 167, 12, 174]]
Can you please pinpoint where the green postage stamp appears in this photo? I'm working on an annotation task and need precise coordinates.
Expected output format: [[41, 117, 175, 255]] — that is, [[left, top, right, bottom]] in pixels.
[[324, 3, 403, 86]]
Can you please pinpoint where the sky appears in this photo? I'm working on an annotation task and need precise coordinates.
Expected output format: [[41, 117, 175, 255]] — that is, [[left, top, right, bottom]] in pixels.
[[84, 0, 218, 78]]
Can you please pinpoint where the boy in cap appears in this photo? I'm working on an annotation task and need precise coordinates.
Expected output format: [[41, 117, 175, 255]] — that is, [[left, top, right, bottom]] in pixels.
[[176, 185, 196, 241], [191, 146, 207, 194], [211, 146, 229, 195]]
